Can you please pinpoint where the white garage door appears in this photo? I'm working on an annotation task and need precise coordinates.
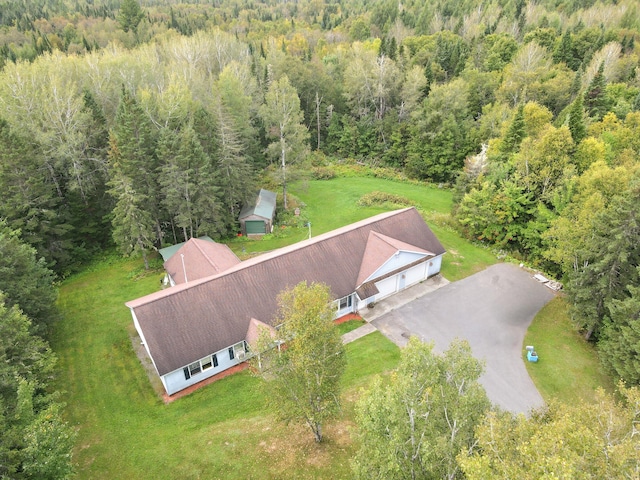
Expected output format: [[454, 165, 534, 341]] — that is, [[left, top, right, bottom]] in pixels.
[[405, 263, 427, 286], [375, 275, 398, 300]]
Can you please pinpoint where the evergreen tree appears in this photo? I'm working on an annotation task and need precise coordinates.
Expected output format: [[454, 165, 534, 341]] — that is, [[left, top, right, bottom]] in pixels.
[[553, 30, 577, 69], [108, 164, 155, 269], [108, 88, 161, 250], [388, 36, 397, 60], [570, 69, 582, 98], [117, 0, 144, 34], [584, 62, 610, 120], [566, 178, 640, 340], [599, 278, 640, 383], [157, 125, 224, 241], [0, 221, 57, 335], [501, 104, 526, 155], [423, 62, 434, 97], [568, 96, 587, 144], [0, 119, 60, 266]]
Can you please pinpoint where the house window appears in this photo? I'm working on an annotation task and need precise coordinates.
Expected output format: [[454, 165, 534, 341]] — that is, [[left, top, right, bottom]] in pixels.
[[202, 356, 213, 370], [212, 354, 218, 367], [184, 360, 202, 380], [189, 361, 201, 376], [339, 295, 352, 310], [228, 347, 235, 360]]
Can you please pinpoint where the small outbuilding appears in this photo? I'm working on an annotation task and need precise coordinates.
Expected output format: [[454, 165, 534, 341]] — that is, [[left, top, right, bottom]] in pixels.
[[238, 189, 276, 237]]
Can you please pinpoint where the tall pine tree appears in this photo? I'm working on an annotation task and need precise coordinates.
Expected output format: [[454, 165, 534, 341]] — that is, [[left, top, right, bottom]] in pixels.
[[584, 62, 610, 120], [108, 89, 159, 265], [568, 95, 587, 144]]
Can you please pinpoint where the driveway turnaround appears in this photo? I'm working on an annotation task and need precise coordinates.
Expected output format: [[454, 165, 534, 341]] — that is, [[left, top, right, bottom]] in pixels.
[[371, 263, 555, 414]]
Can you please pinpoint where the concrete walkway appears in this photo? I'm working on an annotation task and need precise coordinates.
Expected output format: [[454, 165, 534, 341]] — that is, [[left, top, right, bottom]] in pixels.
[[342, 323, 377, 344], [360, 274, 450, 323], [341, 275, 450, 345]]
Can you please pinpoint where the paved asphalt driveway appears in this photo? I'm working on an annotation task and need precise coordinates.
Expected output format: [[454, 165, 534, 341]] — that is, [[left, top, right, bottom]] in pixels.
[[371, 263, 555, 414]]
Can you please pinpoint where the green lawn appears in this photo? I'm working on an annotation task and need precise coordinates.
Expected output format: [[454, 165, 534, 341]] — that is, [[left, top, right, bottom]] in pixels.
[[230, 177, 497, 280], [336, 319, 365, 335], [524, 296, 615, 404], [51, 255, 399, 479]]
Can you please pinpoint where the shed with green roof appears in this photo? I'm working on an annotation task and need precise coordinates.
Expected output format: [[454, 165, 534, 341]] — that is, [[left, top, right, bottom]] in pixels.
[[238, 189, 276, 236]]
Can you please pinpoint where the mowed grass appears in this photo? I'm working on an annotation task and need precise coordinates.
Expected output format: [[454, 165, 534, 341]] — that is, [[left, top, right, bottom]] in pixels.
[[524, 296, 615, 403], [232, 177, 497, 280], [52, 255, 399, 479]]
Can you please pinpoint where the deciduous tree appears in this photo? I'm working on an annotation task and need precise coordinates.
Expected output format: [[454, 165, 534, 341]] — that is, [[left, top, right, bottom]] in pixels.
[[352, 337, 490, 480], [459, 386, 640, 478], [252, 282, 345, 443], [259, 75, 309, 209]]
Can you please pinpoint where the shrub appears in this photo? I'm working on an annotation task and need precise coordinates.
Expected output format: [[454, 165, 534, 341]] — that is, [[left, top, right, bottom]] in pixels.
[[310, 166, 336, 180], [357, 191, 413, 208]]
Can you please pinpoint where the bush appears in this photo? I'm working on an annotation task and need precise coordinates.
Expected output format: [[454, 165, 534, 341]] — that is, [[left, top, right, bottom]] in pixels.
[[310, 166, 336, 180], [357, 191, 413, 208]]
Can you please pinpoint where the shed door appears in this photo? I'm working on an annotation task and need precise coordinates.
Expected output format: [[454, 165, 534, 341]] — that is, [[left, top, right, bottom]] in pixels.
[[245, 220, 266, 234]]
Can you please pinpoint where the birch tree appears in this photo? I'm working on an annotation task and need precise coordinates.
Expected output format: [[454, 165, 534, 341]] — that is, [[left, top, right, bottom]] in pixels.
[[252, 282, 345, 443], [353, 337, 490, 480], [259, 74, 309, 209]]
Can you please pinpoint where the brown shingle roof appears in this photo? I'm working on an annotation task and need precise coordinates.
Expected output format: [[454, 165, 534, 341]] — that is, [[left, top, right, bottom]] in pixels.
[[164, 238, 241, 285], [245, 318, 277, 347], [126, 208, 445, 376]]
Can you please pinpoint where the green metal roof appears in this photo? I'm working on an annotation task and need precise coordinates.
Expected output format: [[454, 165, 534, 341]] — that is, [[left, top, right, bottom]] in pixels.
[[238, 189, 277, 221], [158, 235, 214, 262]]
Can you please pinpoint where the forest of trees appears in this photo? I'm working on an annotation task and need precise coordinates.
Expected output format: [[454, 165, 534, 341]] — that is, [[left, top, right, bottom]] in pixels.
[[1, 0, 640, 475]]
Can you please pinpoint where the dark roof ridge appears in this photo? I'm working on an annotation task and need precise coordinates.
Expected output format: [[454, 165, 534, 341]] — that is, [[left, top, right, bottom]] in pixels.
[[125, 207, 415, 309], [192, 238, 219, 271]]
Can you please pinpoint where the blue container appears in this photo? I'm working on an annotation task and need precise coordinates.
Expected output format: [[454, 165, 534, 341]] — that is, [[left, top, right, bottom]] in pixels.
[[527, 350, 538, 362]]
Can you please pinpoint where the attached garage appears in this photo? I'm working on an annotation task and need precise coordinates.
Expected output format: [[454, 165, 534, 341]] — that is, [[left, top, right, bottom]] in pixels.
[[375, 275, 398, 300], [405, 262, 428, 287]]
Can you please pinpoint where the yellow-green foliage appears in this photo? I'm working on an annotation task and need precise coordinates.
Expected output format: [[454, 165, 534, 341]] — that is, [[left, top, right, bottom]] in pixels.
[[357, 191, 412, 208]]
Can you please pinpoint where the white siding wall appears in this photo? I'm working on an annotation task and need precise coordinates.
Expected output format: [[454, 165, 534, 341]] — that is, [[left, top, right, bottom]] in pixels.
[[427, 255, 443, 277], [374, 251, 425, 277], [161, 343, 245, 396]]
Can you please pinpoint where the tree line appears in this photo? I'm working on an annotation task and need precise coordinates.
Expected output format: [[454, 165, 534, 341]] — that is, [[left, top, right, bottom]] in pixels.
[[0, 223, 75, 479]]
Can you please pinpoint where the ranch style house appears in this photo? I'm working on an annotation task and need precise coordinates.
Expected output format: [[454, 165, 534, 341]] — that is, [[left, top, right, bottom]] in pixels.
[[126, 207, 445, 396]]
